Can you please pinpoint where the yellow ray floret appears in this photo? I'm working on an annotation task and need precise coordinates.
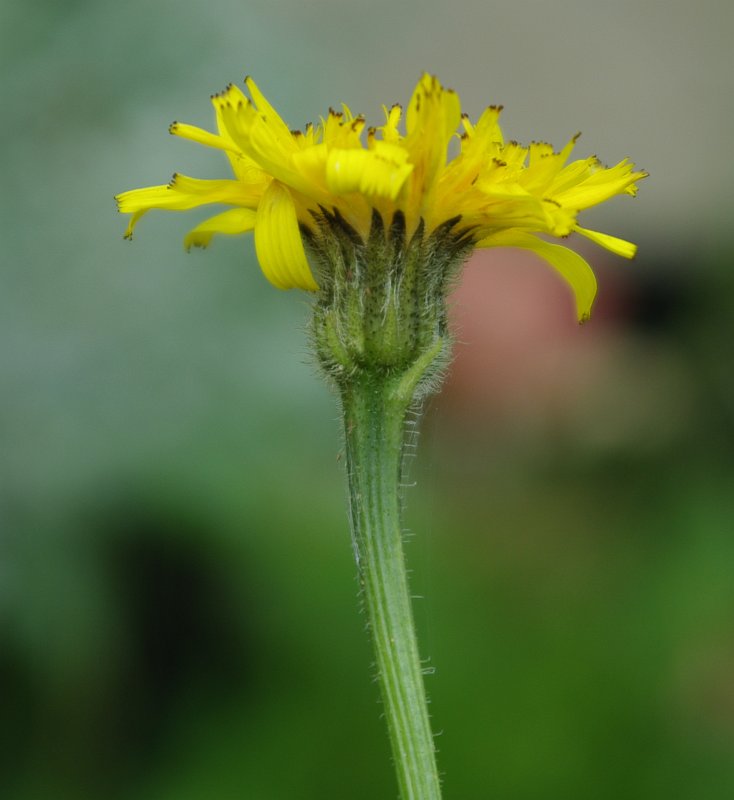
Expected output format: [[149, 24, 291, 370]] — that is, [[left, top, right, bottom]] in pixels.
[[116, 73, 647, 320], [254, 180, 318, 291]]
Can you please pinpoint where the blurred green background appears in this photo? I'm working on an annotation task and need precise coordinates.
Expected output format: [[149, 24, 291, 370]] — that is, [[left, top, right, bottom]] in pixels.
[[2, 0, 733, 798]]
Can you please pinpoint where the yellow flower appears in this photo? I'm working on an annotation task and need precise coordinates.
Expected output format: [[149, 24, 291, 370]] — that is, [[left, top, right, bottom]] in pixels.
[[116, 74, 646, 321]]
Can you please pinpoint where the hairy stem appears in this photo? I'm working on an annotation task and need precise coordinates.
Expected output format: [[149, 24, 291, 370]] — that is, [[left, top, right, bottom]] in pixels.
[[342, 375, 441, 800]]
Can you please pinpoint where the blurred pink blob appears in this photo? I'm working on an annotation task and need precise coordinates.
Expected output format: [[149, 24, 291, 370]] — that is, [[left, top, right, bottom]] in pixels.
[[445, 246, 630, 428]]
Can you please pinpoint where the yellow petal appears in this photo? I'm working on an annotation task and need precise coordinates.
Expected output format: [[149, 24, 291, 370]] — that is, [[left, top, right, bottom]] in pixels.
[[169, 173, 264, 206], [474, 105, 504, 147], [547, 156, 598, 196], [379, 104, 403, 143], [437, 106, 504, 200], [116, 175, 263, 217], [211, 87, 326, 201], [233, 100, 319, 197], [291, 143, 329, 188], [326, 142, 413, 200], [122, 209, 147, 239], [406, 74, 460, 142], [169, 121, 238, 153], [170, 119, 265, 184], [209, 84, 251, 155], [574, 225, 637, 258], [184, 208, 257, 249], [245, 76, 294, 147], [521, 141, 574, 194], [116, 184, 174, 214], [254, 181, 318, 291], [554, 159, 646, 210], [405, 74, 462, 192], [477, 230, 597, 322], [115, 183, 203, 237]]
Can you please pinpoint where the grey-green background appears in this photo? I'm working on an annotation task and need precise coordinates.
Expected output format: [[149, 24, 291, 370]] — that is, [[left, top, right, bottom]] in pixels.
[[2, 1, 733, 798]]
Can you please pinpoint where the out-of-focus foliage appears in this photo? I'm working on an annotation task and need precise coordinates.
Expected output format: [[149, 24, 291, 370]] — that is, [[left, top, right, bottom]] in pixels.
[[1, 0, 733, 798]]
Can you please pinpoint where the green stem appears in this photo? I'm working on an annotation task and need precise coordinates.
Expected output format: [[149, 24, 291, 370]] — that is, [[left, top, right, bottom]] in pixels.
[[342, 375, 441, 800]]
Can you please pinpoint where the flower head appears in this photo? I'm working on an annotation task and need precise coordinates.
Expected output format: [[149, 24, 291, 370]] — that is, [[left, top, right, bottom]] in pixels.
[[117, 74, 646, 322]]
